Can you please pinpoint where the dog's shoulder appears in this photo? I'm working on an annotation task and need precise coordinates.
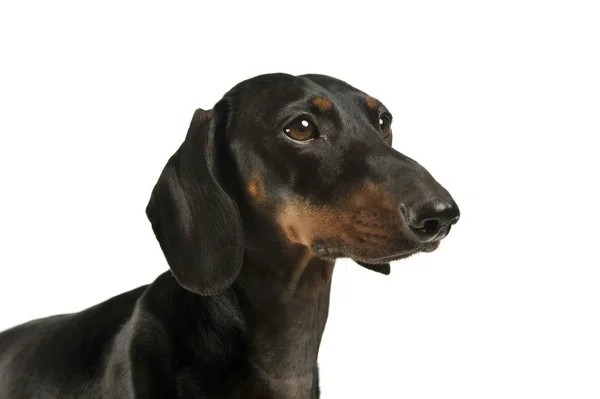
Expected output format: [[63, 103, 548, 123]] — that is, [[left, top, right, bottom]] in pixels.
[[0, 283, 148, 397], [103, 272, 250, 398]]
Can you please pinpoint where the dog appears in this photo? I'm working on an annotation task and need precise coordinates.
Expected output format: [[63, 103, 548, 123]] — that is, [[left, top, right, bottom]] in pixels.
[[0, 73, 460, 398]]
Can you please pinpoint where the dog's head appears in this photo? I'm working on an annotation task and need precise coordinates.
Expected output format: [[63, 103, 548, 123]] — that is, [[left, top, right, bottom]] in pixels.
[[147, 73, 460, 295]]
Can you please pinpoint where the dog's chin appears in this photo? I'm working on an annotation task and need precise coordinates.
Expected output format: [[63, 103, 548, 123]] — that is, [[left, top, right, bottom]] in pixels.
[[313, 240, 441, 264], [349, 241, 440, 275]]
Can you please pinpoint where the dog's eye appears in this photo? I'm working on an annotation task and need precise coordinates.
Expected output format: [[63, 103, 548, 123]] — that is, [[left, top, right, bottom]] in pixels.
[[284, 119, 317, 141], [379, 115, 392, 138]]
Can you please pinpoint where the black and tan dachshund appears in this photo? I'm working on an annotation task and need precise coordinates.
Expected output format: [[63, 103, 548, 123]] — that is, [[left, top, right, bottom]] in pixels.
[[0, 73, 459, 398]]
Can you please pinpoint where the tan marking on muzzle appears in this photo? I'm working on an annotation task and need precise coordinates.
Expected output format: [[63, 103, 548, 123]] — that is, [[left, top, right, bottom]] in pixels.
[[347, 181, 397, 210], [276, 182, 400, 248], [312, 97, 333, 112], [277, 201, 342, 247]]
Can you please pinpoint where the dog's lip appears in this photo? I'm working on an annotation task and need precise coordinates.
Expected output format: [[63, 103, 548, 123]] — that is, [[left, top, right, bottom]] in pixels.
[[313, 241, 440, 263], [357, 249, 422, 263]]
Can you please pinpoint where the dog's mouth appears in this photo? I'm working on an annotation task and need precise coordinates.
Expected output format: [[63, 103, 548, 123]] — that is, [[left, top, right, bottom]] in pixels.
[[312, 240, 440, 264]]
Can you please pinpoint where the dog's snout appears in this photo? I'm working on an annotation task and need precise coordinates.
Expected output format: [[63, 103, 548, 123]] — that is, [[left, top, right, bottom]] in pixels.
[[404, 199, 460, 242]]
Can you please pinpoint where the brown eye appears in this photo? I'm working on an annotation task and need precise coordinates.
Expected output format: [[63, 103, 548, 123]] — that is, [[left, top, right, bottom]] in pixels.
[[284, 119, 317, 141], [379, 116, 392, 138]]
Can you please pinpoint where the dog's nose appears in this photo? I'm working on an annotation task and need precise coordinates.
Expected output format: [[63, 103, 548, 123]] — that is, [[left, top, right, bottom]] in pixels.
[[404, 199, 460, 242]]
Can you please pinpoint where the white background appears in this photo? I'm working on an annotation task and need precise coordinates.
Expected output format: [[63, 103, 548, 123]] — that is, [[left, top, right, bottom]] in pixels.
[[1, 1, 599, 398]]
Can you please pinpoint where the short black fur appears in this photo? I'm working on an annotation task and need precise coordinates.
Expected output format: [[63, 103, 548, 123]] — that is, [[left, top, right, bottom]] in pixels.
[[0, 73, 459, 398]]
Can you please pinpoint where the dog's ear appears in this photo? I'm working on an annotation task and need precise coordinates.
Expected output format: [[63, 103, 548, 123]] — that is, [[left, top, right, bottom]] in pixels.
[[146, 102, 243, 296], [355, 261, 391, 275]]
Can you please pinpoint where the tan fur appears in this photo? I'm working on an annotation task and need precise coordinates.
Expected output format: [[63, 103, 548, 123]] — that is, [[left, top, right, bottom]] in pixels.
[[276, 184, 399, 298], [248, 172, 267, 204], [276, 182, 406, 256], [366, 96, 380, 110], [311, 97, 333, 112]]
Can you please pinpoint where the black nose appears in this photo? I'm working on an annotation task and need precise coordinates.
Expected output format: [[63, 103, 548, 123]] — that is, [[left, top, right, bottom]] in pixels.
[[404, 199, 460, 242]]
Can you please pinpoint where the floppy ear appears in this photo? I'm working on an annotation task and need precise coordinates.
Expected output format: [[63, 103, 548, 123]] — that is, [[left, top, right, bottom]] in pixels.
[[355, 261, 391, 275], [146, 103, 243, 296]]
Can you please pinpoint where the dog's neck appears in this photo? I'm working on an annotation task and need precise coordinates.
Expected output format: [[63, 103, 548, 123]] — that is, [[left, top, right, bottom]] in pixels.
[[234, 245, 334, 397]]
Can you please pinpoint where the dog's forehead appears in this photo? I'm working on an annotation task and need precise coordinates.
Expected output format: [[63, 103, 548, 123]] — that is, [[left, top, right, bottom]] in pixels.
[[228, 73, 372, 111], [228, 74, 310, 101], [299, 74, 364, 96], [299, 75, 384, 117]]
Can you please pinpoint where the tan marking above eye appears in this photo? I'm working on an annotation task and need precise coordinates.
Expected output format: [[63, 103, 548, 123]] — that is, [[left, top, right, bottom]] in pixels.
[[367, 96, 380, 110], [312, 97, 333, 112], [284, 119, 317, 141]]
